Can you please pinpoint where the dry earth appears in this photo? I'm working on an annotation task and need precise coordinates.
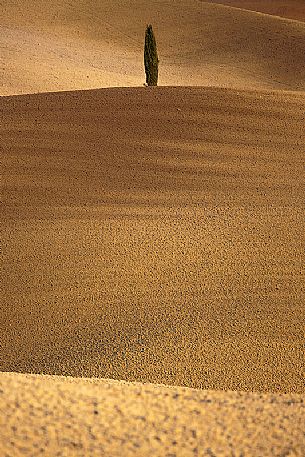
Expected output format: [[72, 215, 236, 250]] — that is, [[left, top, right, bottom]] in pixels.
[[1, 1, 305, 95], [204, 0, 305, 22], [1, 2, 305, 455], [1, 372, 304, 457], [1, 86, 304, 393]]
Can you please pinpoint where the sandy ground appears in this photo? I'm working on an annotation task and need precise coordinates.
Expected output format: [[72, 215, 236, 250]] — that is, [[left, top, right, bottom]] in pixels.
[[1, 372, 304, 457], [1, 2, 305, 454], [1, 1, 305, 95], [2, 86, 304, 393], [205, 0, 305, 22]]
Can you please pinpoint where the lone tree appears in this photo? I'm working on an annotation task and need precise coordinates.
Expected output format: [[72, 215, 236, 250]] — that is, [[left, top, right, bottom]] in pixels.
[[144, 24, 159, 86]]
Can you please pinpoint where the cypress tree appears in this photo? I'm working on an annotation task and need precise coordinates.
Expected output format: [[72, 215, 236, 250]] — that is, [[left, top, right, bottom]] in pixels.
[[144, 25, 159, 86]]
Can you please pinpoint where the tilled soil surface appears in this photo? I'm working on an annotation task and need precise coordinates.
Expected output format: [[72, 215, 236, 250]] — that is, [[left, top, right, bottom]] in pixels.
[[204, 0, 305, 22], [1, 87, 304, 393], [2, 1, 305, 95], [1, 372, 304, 457]]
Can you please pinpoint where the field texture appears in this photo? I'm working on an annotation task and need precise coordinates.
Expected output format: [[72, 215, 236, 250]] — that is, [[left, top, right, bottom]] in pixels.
[[2, 87, 304, 392], [205, 0, 305, 22], [1, 372, 304, 457], [1, 1, 305, 95], [1, 2, 305, 455]]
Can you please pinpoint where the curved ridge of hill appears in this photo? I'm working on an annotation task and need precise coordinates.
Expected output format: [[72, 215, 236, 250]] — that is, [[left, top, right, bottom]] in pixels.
[[1, 372, 304, 457], [1, 0, 305, 95], [1, 87, 304, 393], [204, 1, 305, 22]]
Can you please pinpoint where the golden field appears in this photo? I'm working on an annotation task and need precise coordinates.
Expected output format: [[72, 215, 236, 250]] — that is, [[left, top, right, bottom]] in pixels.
[[1, 1, 305, 455], [1, 0, 305, 95], [204, 0, 305, 22], [1, 372, 304, 456], [2, 86, 304, 392]]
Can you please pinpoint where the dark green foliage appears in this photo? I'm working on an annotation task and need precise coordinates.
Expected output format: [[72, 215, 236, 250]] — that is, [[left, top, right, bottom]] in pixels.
[[144, 24, 159, 86]]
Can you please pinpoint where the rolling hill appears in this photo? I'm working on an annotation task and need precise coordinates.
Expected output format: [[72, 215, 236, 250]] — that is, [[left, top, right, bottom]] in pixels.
[[1, 2, 305, 455], [2, 86, 304, 393], [1, 0, 305, 95], [204, 0, 305, 22], [1, 372, 304, 456]]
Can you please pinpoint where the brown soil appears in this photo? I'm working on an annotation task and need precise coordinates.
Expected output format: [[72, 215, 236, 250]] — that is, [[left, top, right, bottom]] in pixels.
[[2, 86, 304, 393], [1, 372, 304, 457], [1, 2, 305, 454], [204, 1, 305, 22], [1, 1, 305, 95]]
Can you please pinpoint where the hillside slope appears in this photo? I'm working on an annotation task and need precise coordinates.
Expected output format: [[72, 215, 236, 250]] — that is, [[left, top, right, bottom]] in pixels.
[[1, 0, 305, 94], [1, 372, 304, 457], [205, 1, 305, 22], [1, 87, 304, 393]]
